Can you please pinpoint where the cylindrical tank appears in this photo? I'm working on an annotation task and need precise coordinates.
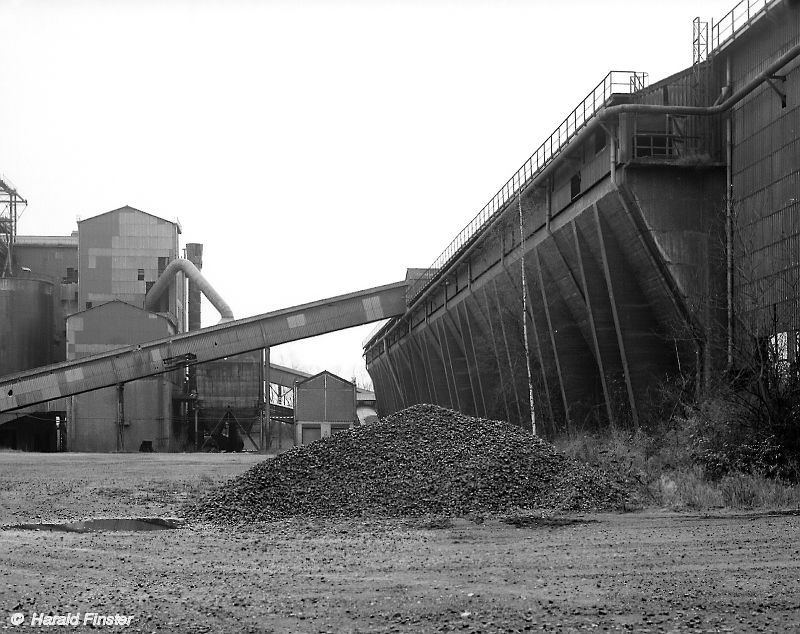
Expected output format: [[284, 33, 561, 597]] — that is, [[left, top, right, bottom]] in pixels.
[[0, 277, 54, 377]]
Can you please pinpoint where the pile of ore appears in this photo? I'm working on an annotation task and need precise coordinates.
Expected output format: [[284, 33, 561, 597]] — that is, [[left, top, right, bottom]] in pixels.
[[185, 404, 630, 524]]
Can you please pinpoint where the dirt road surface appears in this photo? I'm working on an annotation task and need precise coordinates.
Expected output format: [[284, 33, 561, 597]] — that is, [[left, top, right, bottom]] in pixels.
[[1, 453, 798, 633]]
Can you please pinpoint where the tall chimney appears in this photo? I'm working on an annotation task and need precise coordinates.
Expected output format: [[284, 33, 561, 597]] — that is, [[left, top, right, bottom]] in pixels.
[[185, 243, 203, 332]]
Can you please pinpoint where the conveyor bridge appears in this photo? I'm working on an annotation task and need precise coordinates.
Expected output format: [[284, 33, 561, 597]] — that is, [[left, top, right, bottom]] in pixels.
[[0, 281, 407, 413]]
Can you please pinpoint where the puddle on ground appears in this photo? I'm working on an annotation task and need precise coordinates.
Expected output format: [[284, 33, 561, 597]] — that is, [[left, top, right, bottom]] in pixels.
[[501, 516, 597, 528], [7, 518, 183, 533]]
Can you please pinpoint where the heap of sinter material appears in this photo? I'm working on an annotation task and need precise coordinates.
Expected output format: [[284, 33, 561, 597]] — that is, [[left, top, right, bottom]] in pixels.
[[185, 404, 630, 524]]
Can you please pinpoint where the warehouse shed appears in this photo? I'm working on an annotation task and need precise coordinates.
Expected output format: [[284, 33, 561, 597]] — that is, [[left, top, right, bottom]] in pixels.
[[294, 371, 358, 445]]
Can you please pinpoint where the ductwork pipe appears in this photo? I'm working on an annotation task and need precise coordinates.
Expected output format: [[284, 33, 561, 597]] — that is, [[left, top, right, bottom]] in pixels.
[[145, 258, 234, 323]]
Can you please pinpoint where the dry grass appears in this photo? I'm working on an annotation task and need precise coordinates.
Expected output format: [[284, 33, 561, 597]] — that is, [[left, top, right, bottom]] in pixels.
[[556, 429, 800, 511]]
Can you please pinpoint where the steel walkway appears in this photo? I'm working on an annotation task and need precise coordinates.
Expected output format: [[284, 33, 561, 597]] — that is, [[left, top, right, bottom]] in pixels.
[[0, 281, 407, 413]]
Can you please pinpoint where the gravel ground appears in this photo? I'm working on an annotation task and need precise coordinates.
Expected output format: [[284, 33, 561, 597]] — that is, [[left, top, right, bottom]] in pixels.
[[1, 452, 799, 632]]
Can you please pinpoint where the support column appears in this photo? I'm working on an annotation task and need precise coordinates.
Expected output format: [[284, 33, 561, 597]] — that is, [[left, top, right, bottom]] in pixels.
[[263, 347, 270, 453]]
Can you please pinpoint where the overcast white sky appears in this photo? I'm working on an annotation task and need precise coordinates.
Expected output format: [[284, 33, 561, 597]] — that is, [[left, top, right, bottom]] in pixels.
[[0, 0, 737, 386]]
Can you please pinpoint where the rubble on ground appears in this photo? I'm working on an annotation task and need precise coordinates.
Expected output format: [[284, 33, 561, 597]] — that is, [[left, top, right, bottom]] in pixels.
[[184, 404, 631, 524]]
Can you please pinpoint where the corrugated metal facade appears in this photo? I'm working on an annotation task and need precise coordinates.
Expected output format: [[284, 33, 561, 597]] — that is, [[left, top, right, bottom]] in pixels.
[[66, 301, 179, 452], [78, 206, 184, 331], [728, 10, 800, 338]]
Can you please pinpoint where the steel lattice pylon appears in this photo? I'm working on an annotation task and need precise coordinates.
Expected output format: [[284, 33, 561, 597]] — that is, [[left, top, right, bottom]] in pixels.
[[0, 175, 27, 277]]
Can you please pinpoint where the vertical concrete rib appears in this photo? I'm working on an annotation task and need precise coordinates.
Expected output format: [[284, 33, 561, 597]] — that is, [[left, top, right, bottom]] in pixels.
[[409, 333, 434, 404], [436, 318, 462, 412], [593, 203, 639, 427], [534, 249, 572, 432], [499, 259, 556, 431], [491, 278, 524, 424], [396, 340, 420, 406], [496, 256, 555, 429], [428, 323, 456, 410], [476, 287, 512, 423], [459, 300, 487, 418], [573, 222, 615, 426], [373, 357, 392, 414], [524, 272, 556, 431], [443, 309, 478, 415], [420, 326, 441, 405], [384, 347, 407, 411]]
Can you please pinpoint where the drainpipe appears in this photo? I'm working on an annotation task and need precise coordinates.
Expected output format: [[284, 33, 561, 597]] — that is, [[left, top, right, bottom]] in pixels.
[[116, 383, 124, 452], [145, 258, 234, 323], [726, 55, 735, 372]]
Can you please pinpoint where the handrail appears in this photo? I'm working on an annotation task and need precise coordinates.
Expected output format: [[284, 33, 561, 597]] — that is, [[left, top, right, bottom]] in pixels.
[[710, 0, 778, 52], [405, 70, 648, 304]]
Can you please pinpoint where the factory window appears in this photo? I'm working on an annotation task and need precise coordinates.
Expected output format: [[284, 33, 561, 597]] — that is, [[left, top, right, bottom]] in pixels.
[[634, 134, 673, 158], [594, 130, 606, 155], [85, 301, 92, 310], [137, 269, 145, 281], [158, 257, 168, 276], [570, 172, 581, 199], [63, 267, 77, 284]]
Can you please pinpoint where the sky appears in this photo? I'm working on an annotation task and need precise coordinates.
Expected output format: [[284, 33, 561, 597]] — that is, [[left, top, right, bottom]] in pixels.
[[0, 0, 737, 387]]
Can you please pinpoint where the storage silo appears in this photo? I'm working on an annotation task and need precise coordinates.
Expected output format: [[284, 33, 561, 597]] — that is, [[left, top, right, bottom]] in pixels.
[[0, 277, 54, 376]]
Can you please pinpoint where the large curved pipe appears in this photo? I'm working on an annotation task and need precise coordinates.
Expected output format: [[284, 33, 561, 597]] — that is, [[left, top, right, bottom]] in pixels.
[[145, 258, 234, 323]]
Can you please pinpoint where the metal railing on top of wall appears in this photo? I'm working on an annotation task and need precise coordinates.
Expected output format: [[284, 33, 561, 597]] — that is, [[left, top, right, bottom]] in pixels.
[[711, 0, 778, 52], [404, 70, 648, 306]]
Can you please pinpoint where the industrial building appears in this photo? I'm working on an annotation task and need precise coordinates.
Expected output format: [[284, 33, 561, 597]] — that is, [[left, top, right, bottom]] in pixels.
[[0, 201, 381, 452], [364, 0, 800, 434]]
